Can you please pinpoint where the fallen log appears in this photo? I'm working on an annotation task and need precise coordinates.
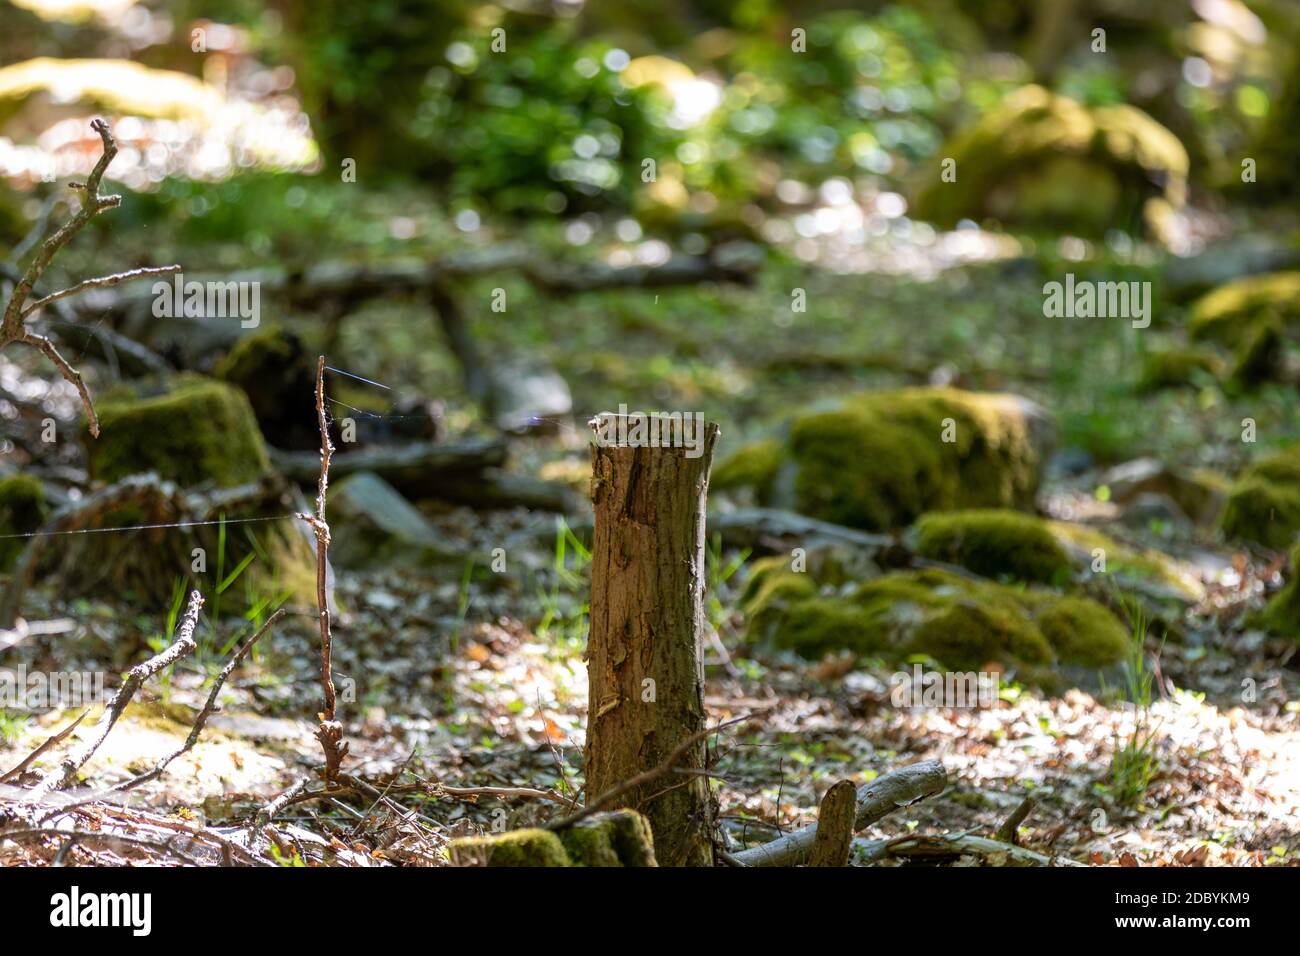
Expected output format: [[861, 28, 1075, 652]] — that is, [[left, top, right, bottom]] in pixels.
[[731, 759, 947, 867], [269, 438, 506, 487]]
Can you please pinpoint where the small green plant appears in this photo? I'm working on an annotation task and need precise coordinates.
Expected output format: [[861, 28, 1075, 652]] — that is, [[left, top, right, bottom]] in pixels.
[[0, 709, 30, 745], [1105, 602, 1162, 807], [143, 579, 188, 704], [536, 518, 591, 652], [705, 532, 750, 633]]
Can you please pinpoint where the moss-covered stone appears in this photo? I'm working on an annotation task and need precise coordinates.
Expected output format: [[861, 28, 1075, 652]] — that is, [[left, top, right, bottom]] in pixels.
[[0, 474, 46, 572], [1049, 521, 1204, 603], [715, 388, 1049, 532], [1221, 445, 1300, 550], [87, 378, 270, 487], [447, 828, 571, 867], [1029, 595, 1130, 668], [213, 326, 319, 450], [1136, 346, 1223, 393], [558, 811, 657, 866], [1188, 271, 1300, 343], [913, 85, 1187, 239], [741, 563, 1127, 683], [910, 509, 1071, 584], [1227, 317, 1285, 389], [1258, 541, 1300, 638]]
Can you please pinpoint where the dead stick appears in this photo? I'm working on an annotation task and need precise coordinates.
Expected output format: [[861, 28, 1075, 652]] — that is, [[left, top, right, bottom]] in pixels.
[[26, 591, 204, 801], [995, 794, 1035, 846], [299, 355, 347, 782], [808, 779, 857, 867]]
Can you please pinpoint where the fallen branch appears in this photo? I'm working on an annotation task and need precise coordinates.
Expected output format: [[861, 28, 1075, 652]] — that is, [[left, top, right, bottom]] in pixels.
[[25, 590, 204, 801], [731, 759, 947, 867], [113, 609, 286, 795], [855, 831, 1086, 867], [0, 710, 88, 784]]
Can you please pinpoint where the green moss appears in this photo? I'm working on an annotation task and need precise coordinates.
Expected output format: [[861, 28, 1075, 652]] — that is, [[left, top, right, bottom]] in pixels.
[[559, 821, 622, 867], [711, 437, 784, 501], [447, 828, 571, 867], [602, 809, 657, 866], [213, 326, 318, 449], [1135, 347, 1223, 392], [0, 474, 47, 572], [1031, 596, 1130, 667], [1188, 271, 1300, 343], [557, 811, 656, 867], [911, 509, 1071, 584], [742, 562, 1127, 683], [1258, 542, 1300, 637], [1227, 317, 1284, 389], [87, 378, 270, 487], [1048, 521, 1204, 602], [913, 85, 1187, 238], [718, 388, 1045, 532], [1221, 446, 1300, 550]]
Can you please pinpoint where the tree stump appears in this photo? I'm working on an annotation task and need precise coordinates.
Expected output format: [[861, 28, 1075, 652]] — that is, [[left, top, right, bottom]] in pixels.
[[584, 412, 720, 867]]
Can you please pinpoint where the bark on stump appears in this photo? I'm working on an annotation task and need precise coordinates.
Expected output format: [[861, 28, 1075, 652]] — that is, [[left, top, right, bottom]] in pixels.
[[584, 412, 720, 867]]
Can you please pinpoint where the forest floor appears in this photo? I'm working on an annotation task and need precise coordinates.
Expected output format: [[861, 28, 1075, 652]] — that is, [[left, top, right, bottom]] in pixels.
[[2, 209, 1299, 866]]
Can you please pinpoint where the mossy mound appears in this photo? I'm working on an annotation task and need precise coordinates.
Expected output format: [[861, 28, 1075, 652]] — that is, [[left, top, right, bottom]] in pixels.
[[87, 378, 270, 488], [1227, 317, 1285, 390], [1136, 346, 1223, 393], [1258, 542, 1300, 638], [1220, 445, 1300, 550], [213, 326, 319, 450], [559, 811, 657, 867], [0, 474, 47, 572], [1188, 272, 1300, 344], [909, 509, 1071, 584], [447, 828, 571, 867], [1049, 521, 1204, 603], [447, 812, 657, 867], [741, 562, 1127, 684], [913, 85, 1187, 238], [714, 388, 1049, 532]]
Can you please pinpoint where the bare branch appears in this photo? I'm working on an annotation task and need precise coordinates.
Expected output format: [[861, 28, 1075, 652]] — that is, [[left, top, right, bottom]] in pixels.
[[22, 264, 182, 318], [17, 330, 99, 437], [0, 118, 180, 437], [26, 591, 204, 801]]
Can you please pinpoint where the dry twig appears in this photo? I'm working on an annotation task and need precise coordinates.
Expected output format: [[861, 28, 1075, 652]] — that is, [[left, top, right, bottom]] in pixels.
[[0, 119, 180, 436], [25, 590, 204, 801]]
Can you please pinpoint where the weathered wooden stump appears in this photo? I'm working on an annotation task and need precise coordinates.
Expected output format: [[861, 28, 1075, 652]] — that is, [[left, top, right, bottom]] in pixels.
[[584, 411, 720, 866]]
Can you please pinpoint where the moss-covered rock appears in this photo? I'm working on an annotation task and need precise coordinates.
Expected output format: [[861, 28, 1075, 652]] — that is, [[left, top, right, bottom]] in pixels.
[[715, 388, 1050, 532], [1135, 346, 1223, 393], [1227, 317, 1285, 389], [87, 378, 269, 488], [1220, 445, 1300, 550], [213, 325, 319, 450], [0, 474, 46, 572], [909, 509, 1072, 584], [1258, 541, 1300, 637], [1028, 595, 1130, 668], [913, 85, 1187, 238], [741, 562, 1127, 684], [447, 828, 571, 867], [559, 811, 657, 866], [1188, 272, 1300, 343]]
